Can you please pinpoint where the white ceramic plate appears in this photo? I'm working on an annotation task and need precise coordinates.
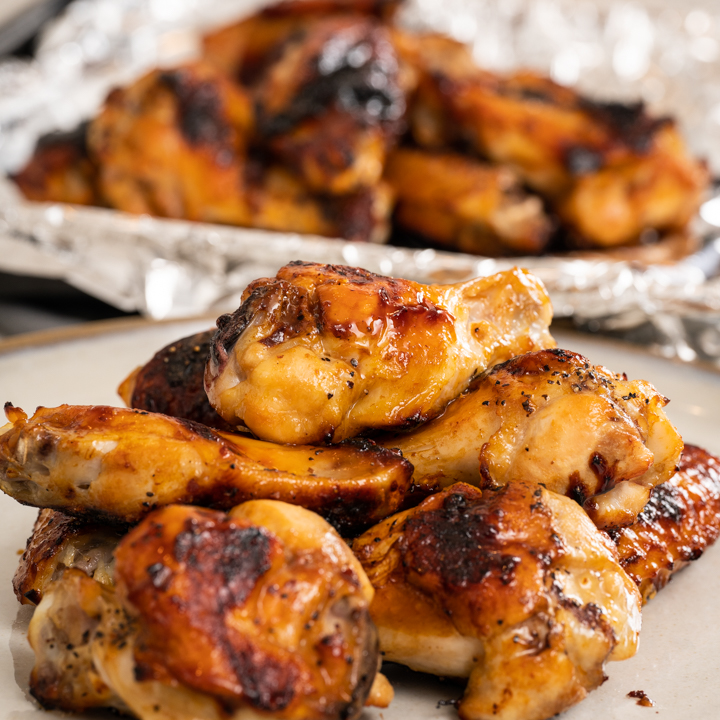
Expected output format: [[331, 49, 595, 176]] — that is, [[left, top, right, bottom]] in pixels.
[[0, 319, 719, 720]]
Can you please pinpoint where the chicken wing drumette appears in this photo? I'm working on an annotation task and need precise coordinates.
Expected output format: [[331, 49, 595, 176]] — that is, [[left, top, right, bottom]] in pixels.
[[353, 482, 642, 720], [396, 31, 708, 249], [608, 444, 720, 602], [205, 262, 554, 444], [27, 500, 392, 718], [87, 62, 254, 224], [383, 348, 683, 529], [0, 403, 412, 535]]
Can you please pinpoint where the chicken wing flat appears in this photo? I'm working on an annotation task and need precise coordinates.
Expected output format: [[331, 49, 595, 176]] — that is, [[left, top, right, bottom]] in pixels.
[[12, 123, 99, 206], [398, 31, 708, 248], [607, 444, 720, 603], [384, 147, 553, 255], [0, 403, 412, 534], [205, 262, 554, 444], [353, 482, 642, 720], [13, 508, 122, 606], [384, 348, 683, 529], [28, 501, 391, 718], [118, 329, 235, 431], [87, 62, 254, 224]]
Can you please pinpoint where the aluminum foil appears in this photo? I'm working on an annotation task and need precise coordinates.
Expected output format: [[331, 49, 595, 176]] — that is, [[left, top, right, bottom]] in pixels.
[[1, 0, 720, 364]]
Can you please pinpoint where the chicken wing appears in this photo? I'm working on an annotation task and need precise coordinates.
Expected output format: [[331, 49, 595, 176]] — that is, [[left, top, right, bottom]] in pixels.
[[397, 31, 708, 248], [28, 500, 391, 718], [0, 403, 412, 534], [205, 262, 554, 444], [118, 329, 235, 431], [384, 147, 553, 255], [87, 62, 254, 224], [353, 482, 642, 720], [13, 508, 122, 607], [608, 444, 720, 603], [12, 123, 99, 206], [383, 348, 683, 529]]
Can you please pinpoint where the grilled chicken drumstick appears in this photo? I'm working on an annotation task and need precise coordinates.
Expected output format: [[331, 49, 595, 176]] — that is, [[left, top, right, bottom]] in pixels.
[[0, 403, 412, 535], [28, 500, 392, 718], [353, 482, 642, 720], [383, 348, 683, 529], [205, 262, 554, 444]]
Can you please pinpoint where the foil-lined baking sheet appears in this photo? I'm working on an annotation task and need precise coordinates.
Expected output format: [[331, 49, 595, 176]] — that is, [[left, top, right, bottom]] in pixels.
[[1, 0, 720, 364]]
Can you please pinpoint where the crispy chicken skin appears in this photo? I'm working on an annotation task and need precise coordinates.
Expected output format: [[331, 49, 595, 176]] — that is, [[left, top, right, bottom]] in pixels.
[[13, 508, 122, 606], [384, 147, 553, 256], [205, 262, 554, 445], [28, 501, 390, 719], [118, 329, 235, 431], [12, 124, 99, 206], [397, 31, 708, 248], [353, 482, 642, 720], [87, 62, 254, 224], [0, 403, 412, 534], [384, 348, 683, 529], [608, 444, 720, 603]]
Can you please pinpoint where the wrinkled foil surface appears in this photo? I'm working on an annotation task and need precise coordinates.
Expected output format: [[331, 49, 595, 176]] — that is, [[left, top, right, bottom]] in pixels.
[[1, 0, 720, 364]]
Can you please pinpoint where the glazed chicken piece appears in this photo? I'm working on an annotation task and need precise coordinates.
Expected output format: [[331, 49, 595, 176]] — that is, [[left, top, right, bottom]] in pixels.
[[12, 123, 99, 206], [384, 147, 553, 255], [353, 482, 642, 720], [0, 403, 412, 535], [383, 348, 683, 529], [397, 31, 708, 248], [87, 62, 254, 224], [255, 16, 407, 196], [13, 508, 122, 606], [608, 444, 720, 603], [205, 262, 555, 444], [118, 329, 235, 431], [28, 500, 392, 718]]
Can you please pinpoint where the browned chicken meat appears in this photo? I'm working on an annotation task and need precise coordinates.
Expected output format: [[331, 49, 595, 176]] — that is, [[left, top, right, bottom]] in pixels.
[[205, 262, 555, 444], [0, 403, 412, 534], [87, 62, 254, 224], [397, 31, 708, 248], [608, 444, 720, 603], [12, 124, 99, 206], [353, 482, 642, 720], [383, 348, 683, 529], [118, 329, 235, 431], [384, 147, 553, 255], [27, 500, 392, 718], [13, 508, 122, 606]]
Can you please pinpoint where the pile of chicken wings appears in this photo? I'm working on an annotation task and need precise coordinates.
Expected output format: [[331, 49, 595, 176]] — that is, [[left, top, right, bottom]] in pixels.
[[2, 261, 720, 720], [13, 0, 708, 257]]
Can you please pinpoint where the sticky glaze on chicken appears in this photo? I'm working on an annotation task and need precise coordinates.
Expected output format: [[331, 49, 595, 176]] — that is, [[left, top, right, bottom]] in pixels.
[[13, 508, 123, 607], [608, 444, 720, 603], [398, 31, 708, 248], [384, 147, 553, 255], [87, 62, 254, 224], [118, 329, 235, 431], [27, 501, 392, 718], [0, 404, 412, 535], [383, 348, 683, 529], [353, 482, 642, 720], [205, 262, 554, 445], [12, 123, 99, 206]]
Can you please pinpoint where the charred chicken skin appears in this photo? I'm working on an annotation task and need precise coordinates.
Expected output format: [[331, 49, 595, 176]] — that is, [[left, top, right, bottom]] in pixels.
[[87, 62, 254, 224], [205, 262, 554, 445], [383, 348, 683, 529], [384, 147, 553, 256], [0, 403, 412, 535], [608, 444, 720, 603], [28, 500, 392, 718], [353, 482, 642, 720]]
